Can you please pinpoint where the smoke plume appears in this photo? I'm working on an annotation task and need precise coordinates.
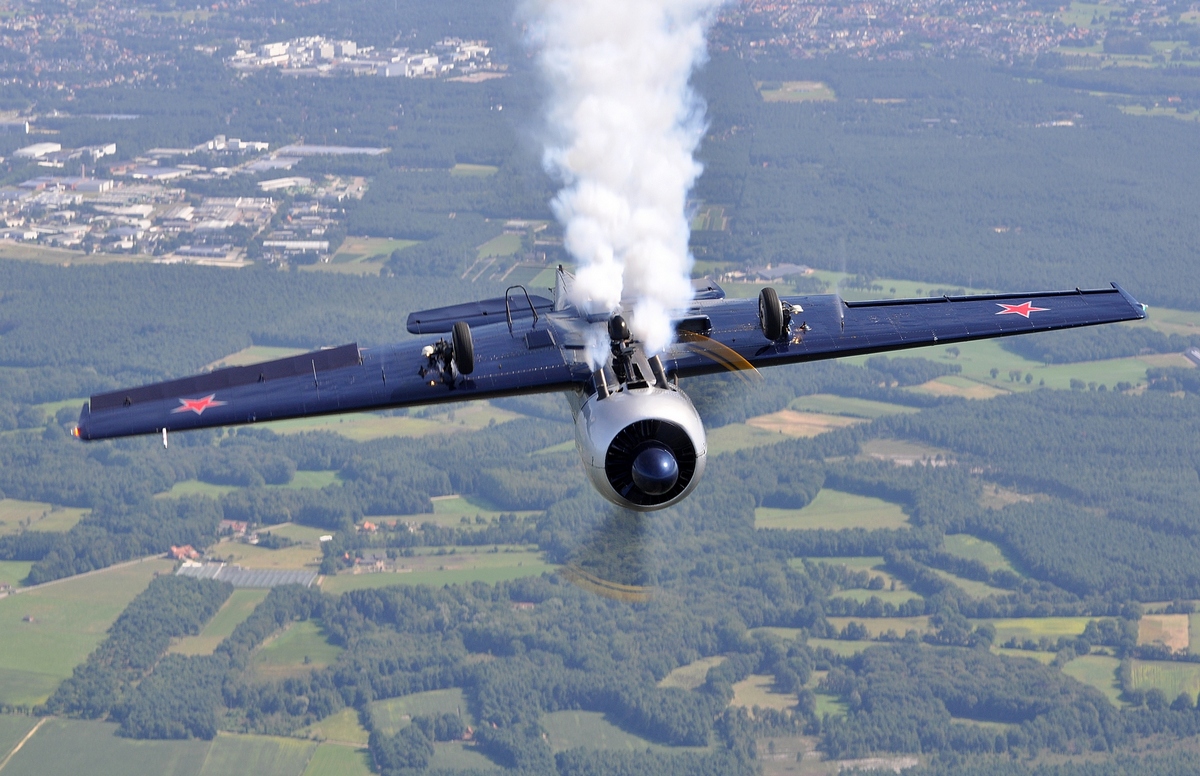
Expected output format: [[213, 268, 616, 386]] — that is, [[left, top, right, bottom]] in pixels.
[[528, 0, 721, 357]]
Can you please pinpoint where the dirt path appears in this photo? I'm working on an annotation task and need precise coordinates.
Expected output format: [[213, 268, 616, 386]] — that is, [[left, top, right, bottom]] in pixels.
[[0, 717, 47, 773]]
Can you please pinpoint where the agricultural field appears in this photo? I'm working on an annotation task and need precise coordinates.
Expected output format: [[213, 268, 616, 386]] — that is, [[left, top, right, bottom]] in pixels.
[[215, 541, 322, 570], [169, 588, 269, 656], [0, 718, 211, 776], [0, 561, 32, 589], [155, 480, 240, 500], [0, 500, 87, 536], [1061, 655, 1123, 706], [306, 237, 420, 276], [756, 489, 910, 531], [450, 163, 499, 177], [295, 708, 370, 746], [301, 743, 374, 776], [757, 80, 836, 103], [541, 710, 709, 754], [259, 402, 522, 441], [205, 346, 306, 370], [658, 655, 728, 690], [375, 494, 540, 529], [1191, 613, 1200, 656], [250, 620, 344, 681], [199, 733, 317, 776], [431, 742, 501, 771], [825, 617, 931, 639], [930, 568, 1011, 600], [690, 204, 729, 231], [980, 617, 1091, 643], [788, 394, 920, 419], [1129, 660, 1200, 700], [0, 558, 174, 706], [706, 422, 795, 454], [731, 674, 799, 712], [745, 409, 865, 438], [0, 714, 38, 765], [991, 648, 1056, 665], [476, 233, 522, 259], [369, 688, 471, 736], [1138, 614, 1190, 653], [941, 535, 1018, 574], [0, 241, 147, 266], [320, 546, 552, 594]]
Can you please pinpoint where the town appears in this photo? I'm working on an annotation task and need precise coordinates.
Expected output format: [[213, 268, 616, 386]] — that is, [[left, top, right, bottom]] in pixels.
[[227, 36, 501, 80]]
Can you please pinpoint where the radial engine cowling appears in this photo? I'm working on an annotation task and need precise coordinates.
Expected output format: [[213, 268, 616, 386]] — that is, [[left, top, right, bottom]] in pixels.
[[572, 386, 707, 511]]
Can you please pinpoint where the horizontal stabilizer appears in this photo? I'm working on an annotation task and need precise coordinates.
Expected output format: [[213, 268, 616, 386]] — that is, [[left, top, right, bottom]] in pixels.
[[406, 294, 553, 334]]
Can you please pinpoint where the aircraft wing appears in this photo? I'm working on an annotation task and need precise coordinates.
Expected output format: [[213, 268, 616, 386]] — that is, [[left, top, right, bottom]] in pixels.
[[76, 319, 585, 441], [666, 283, 1146, 378], [77, 281, 1145, 441]]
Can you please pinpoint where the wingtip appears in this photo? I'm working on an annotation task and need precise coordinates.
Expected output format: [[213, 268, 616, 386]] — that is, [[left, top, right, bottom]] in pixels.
[[1110, 282, 1146, 319]]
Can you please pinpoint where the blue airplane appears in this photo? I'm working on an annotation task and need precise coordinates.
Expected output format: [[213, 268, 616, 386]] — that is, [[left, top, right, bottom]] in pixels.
[[76, 268, 1145, 511]]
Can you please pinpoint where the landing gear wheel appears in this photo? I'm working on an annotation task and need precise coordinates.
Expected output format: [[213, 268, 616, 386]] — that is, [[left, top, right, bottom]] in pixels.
[[759, 286, 784, 341], [452, 321, 475, 375]]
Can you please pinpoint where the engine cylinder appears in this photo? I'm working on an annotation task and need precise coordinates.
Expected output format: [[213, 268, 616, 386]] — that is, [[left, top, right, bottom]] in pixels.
[[572, 386, 707, 511]]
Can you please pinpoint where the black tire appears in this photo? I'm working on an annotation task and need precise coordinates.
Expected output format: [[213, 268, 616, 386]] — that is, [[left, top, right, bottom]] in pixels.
[[759, 286, 784, 341], [452, 321, 475, 375]]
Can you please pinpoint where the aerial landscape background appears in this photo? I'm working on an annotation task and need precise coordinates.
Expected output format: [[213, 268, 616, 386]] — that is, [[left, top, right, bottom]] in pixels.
[[2, 0, 1200, 774]]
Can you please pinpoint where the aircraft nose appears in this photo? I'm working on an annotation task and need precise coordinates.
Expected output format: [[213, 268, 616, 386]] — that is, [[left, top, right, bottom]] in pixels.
[[631, 445, 679, 496]]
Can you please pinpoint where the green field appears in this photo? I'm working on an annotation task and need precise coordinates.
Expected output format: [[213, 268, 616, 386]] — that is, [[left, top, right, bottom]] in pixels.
[[302, 743, 374, 776], [982, 617, 1092, 642], [200, 733, 317, 776], [0, 499, 87, 536], [731, 674, 799, 712], [382, 494, 542, 529], [757, 80, 836, 103], [450, 163, 499, 177], [0, 559, 174, 706], [259, 402, 521, 441], [658, 655, 727, 690], [930, 569, 1011, 600], [992, 647, 1056, 665], [320, 548, 552, 594], [170, 588, 269, 656], [541, 710, 709, 754], [706, 422, 793, 454], [0, 561, 32, 589], [155, 480, 241, 499], [205, 345, 307, 370], [1061, 655, 1123, 706], [217, 542, 322, 570], [431, 742, 501, 770], [296, 707, 369, 746], [756, 489, 910, 531], [942, 534, 1019, 574], [1129, 660, 1200, 700], [251, 620, 343, 681], [0, 718, 210, 776], [265, 524, 331, 543], [789, 394, 922, 419], [476, 233, 522, 258], [369, 688, 470, 736], [1192, 613, 1200, 656], [316, 236, 420, 274], [0, 714, 38, 764]]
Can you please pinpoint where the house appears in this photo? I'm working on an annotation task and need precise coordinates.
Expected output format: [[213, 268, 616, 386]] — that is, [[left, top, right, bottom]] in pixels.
[[219, 519, 248, 536], [169, 545, 200, 560]]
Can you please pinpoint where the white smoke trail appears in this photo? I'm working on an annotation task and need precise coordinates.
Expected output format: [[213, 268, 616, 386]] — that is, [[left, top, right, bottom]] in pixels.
[[527, 0, 721, 358]]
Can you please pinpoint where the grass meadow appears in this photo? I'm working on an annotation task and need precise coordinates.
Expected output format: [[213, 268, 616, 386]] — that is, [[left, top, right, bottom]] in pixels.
[[0, 500, 87, 536], [756, 489, 910, 531], [982, 617, 1092, 643], [0, 718, 210, 776], [251, 620, 344, 681], [1061, 655, 1123, 706], [369, 689, 471, 736], [0, 714, 38, 763], [658, 656, 728, 690], [0, 558, 174, 706], [788, 394, 921, 419], [169, 588, 269, 656], [296, 708, 369, 746], [941, 535, 1019, 574], [1129, 660, 1200, 700], [301, 743, 374, 776], [541, 710, 709, 754], [320, 547, 551, 594]]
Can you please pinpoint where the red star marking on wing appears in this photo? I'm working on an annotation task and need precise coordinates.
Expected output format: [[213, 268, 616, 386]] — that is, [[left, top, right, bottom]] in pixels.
[[171, 394, 227, 415], [995, 301, 1049, 318]]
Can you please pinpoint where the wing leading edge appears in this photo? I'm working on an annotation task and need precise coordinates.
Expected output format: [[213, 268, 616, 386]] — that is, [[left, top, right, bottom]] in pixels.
[[667, 283, 1145, 377]]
